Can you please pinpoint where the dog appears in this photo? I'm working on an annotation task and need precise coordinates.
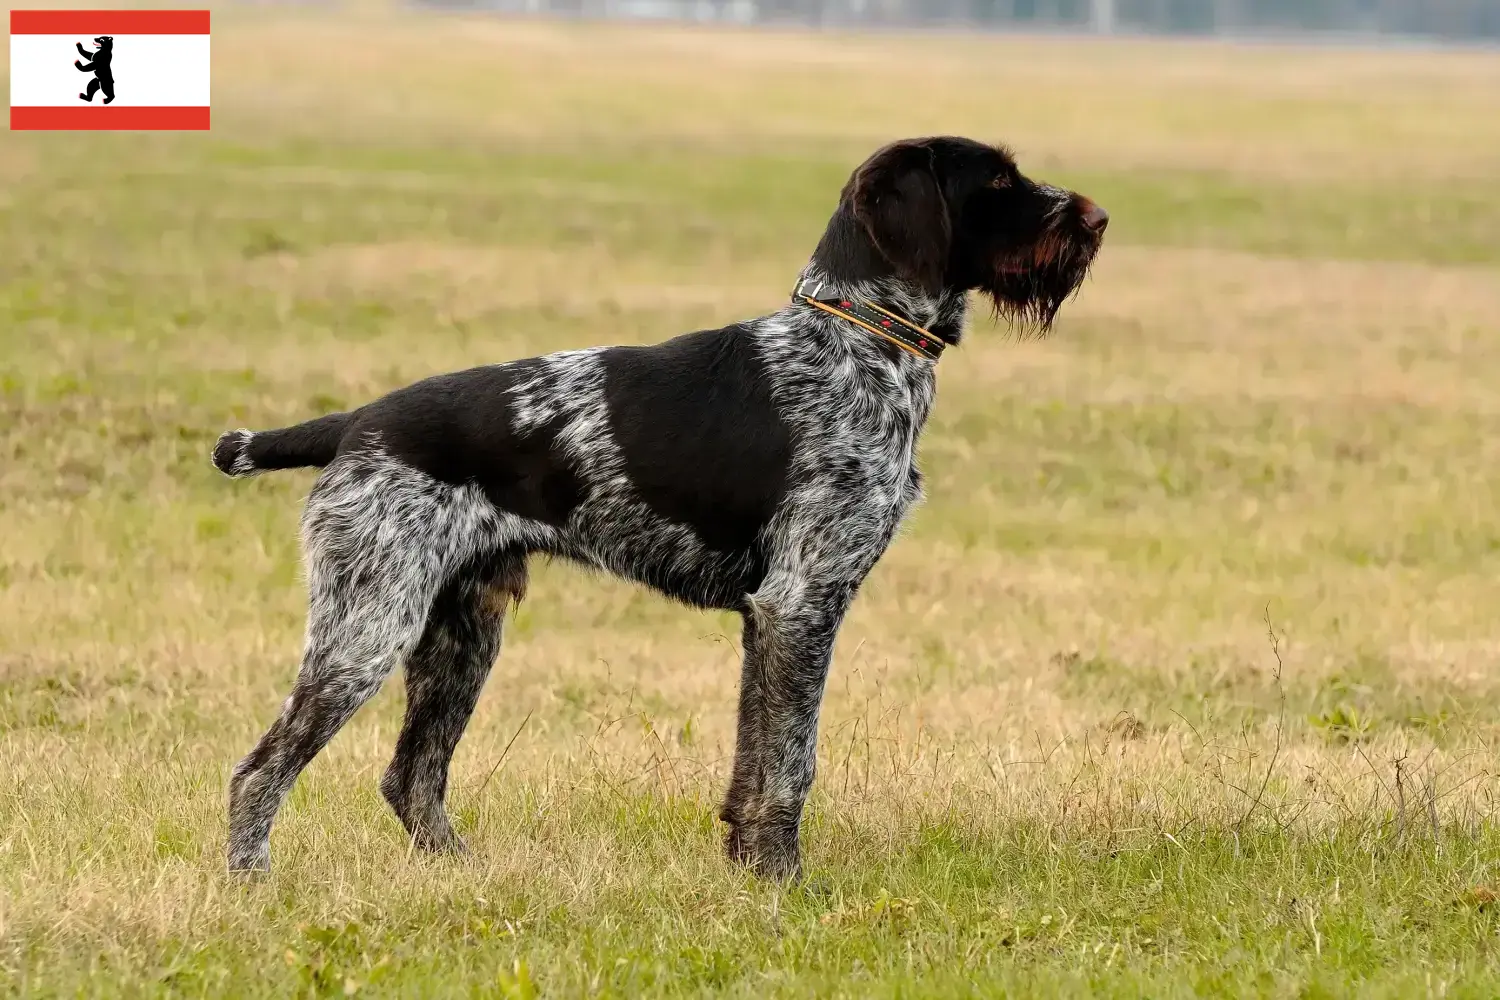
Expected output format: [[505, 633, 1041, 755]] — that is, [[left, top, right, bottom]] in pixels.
[[74, 36, 115, 104], [211, 136, 1107, 878]]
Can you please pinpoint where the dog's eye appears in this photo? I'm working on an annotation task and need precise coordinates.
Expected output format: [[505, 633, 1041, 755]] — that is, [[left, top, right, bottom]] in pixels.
[[990, 175, 1012, 189]]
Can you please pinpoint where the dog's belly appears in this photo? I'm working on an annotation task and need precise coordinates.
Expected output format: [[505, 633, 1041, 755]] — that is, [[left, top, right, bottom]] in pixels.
[[542, 497, 768, 612]]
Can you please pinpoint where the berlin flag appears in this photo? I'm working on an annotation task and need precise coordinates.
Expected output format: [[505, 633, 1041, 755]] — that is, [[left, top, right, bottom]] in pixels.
[[10, 9, 210, 130]]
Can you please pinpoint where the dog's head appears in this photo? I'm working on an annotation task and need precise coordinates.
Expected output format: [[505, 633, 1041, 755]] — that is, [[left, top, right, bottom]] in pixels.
[[92, 35, 113, 50], [840, 136, 1106, 333]]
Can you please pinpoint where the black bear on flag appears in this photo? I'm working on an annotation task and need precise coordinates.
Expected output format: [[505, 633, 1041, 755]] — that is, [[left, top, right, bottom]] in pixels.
[[11, 10, 209, 131], [74, 35, 115, 104]]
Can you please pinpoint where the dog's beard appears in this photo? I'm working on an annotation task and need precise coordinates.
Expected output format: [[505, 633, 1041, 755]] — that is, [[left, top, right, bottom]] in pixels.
[[982, 232, 1099, 338]]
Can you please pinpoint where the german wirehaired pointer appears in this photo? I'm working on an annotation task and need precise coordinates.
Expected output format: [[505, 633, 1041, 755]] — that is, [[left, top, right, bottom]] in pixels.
[[211, 136, 1107, 878]]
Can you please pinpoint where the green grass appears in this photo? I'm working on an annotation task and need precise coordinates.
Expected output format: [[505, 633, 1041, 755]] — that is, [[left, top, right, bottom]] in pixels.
[[16, 817, 1500, 997], [4, 11, 1500, 998]]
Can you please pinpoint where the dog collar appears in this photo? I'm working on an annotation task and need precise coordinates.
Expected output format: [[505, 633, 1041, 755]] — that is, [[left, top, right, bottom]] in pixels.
[[792, 276, 950, 362]]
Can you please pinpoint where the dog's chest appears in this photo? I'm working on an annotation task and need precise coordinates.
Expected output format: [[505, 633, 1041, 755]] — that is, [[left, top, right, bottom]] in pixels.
[[790, 369, 930, 518]]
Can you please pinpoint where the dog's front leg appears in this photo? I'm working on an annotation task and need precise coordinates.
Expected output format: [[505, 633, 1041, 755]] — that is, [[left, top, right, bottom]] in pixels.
[[721, 611, 769, 865], [723, 577, 857, 880]]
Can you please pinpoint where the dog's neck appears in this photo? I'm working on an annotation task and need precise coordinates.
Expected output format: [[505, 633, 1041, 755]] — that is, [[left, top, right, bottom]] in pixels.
[[802, 209, 969, 347]]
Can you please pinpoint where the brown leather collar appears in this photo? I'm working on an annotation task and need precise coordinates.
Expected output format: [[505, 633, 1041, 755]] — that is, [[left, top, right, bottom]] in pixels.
[[792, 276, 951, 361]]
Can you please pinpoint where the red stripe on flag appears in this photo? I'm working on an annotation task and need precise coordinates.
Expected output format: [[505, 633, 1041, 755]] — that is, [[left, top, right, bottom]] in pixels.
[[9, 9, 210, 34], [10, 106, 211, 131]]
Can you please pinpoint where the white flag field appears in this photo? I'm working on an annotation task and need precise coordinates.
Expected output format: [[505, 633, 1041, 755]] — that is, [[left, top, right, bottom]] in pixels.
[[10, 9, 210, 130]]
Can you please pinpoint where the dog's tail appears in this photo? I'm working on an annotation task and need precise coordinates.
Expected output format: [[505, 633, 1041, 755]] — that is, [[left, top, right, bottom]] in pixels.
[[211, 412, 352, 478]]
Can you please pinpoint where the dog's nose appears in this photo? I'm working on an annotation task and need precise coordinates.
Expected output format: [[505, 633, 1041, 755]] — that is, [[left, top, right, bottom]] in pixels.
[[1080, 200, 1109, 233]]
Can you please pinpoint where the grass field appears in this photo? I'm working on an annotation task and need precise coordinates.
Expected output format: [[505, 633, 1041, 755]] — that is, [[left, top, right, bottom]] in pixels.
[[5, 8, 1500, 996]]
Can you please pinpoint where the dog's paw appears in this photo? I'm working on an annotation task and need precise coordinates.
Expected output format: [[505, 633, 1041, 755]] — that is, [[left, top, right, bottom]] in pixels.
[[225, 851, 273, 875], [724, 824, 754, 867], [724, 822, 801, 881], [413, 828, 469, 857]]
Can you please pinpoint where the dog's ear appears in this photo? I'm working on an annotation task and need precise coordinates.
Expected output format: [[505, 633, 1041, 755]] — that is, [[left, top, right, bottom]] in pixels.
[[850, 141, 951, 296]]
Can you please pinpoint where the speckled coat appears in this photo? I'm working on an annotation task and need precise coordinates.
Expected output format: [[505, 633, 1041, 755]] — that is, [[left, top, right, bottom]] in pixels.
[[212, 136, 1107, 879]]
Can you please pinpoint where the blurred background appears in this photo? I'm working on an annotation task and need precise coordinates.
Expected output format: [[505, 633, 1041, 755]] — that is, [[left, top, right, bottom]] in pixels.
[[4, 1, 1500, 994], [424, 0, 1500, 41]]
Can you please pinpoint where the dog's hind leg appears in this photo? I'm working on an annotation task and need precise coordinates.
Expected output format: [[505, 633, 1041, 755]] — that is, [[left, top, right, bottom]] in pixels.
[[225, 461, 481, 874], [379, 554, 526, 854], [225, 557, 435, 873]]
